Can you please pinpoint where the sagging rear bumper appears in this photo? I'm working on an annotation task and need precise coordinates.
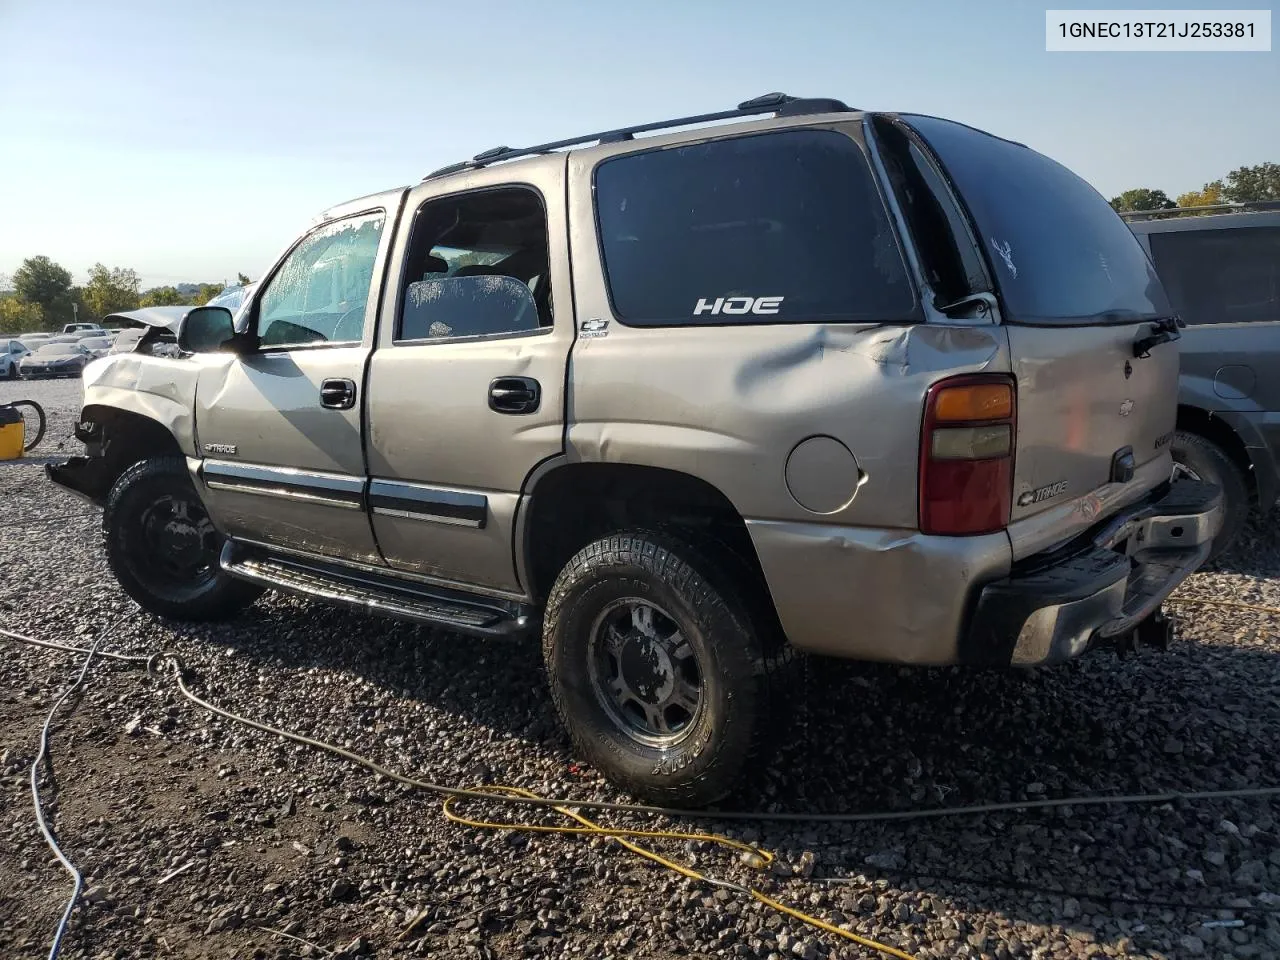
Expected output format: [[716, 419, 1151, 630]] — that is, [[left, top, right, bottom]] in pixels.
[[965, 479, 1222, 665], [748, 478, 1222, 666]]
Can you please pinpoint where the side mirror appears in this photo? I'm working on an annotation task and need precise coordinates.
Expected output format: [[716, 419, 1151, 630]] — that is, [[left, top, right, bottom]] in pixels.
[[178, 306, 236, 353]]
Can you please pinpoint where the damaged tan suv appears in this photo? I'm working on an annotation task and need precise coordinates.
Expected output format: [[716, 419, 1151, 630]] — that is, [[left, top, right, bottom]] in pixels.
[[51, 94, 1222, 805]]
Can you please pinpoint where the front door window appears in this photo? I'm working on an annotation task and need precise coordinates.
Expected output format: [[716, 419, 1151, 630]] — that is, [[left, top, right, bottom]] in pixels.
[[256, 212, 386, 348]]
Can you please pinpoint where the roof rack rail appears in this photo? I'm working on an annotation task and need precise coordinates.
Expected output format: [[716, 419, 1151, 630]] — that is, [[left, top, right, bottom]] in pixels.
[[422, 92, 855, 181], [1119, 199, 1280, 220]]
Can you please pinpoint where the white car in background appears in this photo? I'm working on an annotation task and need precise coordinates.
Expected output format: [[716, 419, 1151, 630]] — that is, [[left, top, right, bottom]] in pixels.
[[2, 339, 30, 379], [78, 336, 113, 359], [62, 322, 105, 336]]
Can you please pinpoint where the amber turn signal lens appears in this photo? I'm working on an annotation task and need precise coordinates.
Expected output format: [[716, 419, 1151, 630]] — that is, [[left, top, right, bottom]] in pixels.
[[932, 383, 1014, 423]]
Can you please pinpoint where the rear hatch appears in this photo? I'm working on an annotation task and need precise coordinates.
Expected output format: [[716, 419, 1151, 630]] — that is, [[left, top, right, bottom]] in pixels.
[[904, 115, 1180, 557]]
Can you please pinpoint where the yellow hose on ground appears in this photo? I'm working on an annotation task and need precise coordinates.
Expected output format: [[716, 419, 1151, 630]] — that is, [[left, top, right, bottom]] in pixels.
[[444, 786, 918, 960]]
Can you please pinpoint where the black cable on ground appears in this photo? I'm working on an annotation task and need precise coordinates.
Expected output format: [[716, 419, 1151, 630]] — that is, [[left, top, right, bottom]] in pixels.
[[819, 868, 1280, 915], [29, 625, 114, 960]]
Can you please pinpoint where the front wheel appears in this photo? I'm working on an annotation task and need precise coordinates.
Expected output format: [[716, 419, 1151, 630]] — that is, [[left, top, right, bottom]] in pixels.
[[103, 457, 263, 620], [542, 531, 776, 807]]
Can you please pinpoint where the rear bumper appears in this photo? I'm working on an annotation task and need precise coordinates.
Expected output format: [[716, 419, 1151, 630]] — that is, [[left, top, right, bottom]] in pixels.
[[749, 478, 1221, 666], [965, 479, 1223, 666]]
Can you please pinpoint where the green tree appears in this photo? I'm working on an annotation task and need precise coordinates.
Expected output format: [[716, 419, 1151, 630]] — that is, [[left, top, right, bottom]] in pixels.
[[1109, 188, 1177, 213], [0, 297, 44, 335], [13, 255, 73, 321], [1221, 162, 1280, 203], [236, 272, 253, 286], [82, 264, 142, 317], [1176, 180, 1224, 210], [194, 283, 224, 304], [140, 286, 186, 307]]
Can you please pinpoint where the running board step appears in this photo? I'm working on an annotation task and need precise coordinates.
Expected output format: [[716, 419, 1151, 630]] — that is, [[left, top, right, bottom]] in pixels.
[[220, 543, 534, 638]]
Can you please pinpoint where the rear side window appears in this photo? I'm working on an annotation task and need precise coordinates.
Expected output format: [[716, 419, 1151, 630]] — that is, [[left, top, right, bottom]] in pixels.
[[594, 129, 917, 326], [1148, 227, 1280, 326], [905, 115, 1171, 325]]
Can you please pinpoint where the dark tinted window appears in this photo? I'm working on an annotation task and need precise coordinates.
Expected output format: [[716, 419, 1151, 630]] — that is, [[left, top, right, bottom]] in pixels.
[[594, 130, 916, 326], [1149, 227, 1280, 325], [905, 115, 1170, 325]]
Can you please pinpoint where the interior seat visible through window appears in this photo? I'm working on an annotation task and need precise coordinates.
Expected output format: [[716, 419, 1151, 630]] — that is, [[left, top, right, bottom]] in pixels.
[[398, 187, 553, 341]]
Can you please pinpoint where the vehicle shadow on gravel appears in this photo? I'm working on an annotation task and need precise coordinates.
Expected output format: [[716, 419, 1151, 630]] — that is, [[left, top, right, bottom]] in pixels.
[[1204, 504, 1280, 577], [184, 595, 572, 752]]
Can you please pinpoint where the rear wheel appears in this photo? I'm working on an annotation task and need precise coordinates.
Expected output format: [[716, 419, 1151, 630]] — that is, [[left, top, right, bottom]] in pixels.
[[543, 530, 776, 807], [1171, 430, 1249, 561], [104, 457, 263, 620]]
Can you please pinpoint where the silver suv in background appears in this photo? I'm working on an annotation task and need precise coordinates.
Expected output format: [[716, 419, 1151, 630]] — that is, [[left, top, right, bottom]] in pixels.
[[50, 94, 1221, 804], [1126, 203, 1280, 557]]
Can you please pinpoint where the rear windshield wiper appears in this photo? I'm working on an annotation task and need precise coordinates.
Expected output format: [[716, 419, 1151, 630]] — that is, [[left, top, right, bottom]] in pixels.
[[1133, 316, 1181, 358]]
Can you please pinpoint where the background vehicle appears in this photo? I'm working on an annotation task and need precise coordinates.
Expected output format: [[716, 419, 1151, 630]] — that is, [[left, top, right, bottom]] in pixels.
[[50, 95, 1219, 805], [20, 342, 93, 378], [78, 336, 113, 359], [1126, 202, 1280, 557], [108, 328, 146, 355], [18, 333, 52, 350], [2, 340, 30, 379], [204, 281, 257, 316], [62, 322, 105, 335]]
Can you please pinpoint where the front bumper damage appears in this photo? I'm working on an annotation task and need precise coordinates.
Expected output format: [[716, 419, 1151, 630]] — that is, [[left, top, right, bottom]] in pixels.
[[46, 421, 110, 506], [965, 479, 1223, 666]]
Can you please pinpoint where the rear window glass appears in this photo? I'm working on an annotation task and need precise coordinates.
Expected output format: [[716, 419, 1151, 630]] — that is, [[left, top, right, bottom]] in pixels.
[[1148, 226, 1280, 326], [904, 115, 1170, 325], [594, 129, 917, 326]]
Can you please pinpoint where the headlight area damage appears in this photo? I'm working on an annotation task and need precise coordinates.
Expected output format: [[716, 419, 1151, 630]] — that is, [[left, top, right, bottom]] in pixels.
[[48, 308, 196, 506], [49, 406, 189, 507], [46, 419, 114, 506]]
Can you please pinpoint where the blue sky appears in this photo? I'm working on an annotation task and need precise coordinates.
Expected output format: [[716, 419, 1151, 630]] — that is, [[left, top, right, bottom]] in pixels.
[[1, 0, 1276, 289]]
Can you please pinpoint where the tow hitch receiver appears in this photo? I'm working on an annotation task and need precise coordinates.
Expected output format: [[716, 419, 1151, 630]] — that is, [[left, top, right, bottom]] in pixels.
[[1110, 606, 1175, 657]]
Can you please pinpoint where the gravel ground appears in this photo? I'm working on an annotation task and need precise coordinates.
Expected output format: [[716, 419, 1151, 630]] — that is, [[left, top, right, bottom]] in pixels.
[[2, 376, 1279, 960]]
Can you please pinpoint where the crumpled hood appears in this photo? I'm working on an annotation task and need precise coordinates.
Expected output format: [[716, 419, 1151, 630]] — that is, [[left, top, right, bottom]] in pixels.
[[102, 306, 190, 330]]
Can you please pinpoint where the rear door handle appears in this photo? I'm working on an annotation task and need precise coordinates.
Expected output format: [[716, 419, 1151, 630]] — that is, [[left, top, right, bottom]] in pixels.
[[488, 376, 541, 414], [320, 378, 357, 410]]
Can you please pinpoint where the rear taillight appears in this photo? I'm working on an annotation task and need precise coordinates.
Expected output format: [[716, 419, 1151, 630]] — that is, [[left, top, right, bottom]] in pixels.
[[919, 374, 1016, 536]]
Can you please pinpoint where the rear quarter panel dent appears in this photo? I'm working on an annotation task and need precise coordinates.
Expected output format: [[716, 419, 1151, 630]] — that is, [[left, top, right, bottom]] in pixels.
[[568, 322, 1007, 527]]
